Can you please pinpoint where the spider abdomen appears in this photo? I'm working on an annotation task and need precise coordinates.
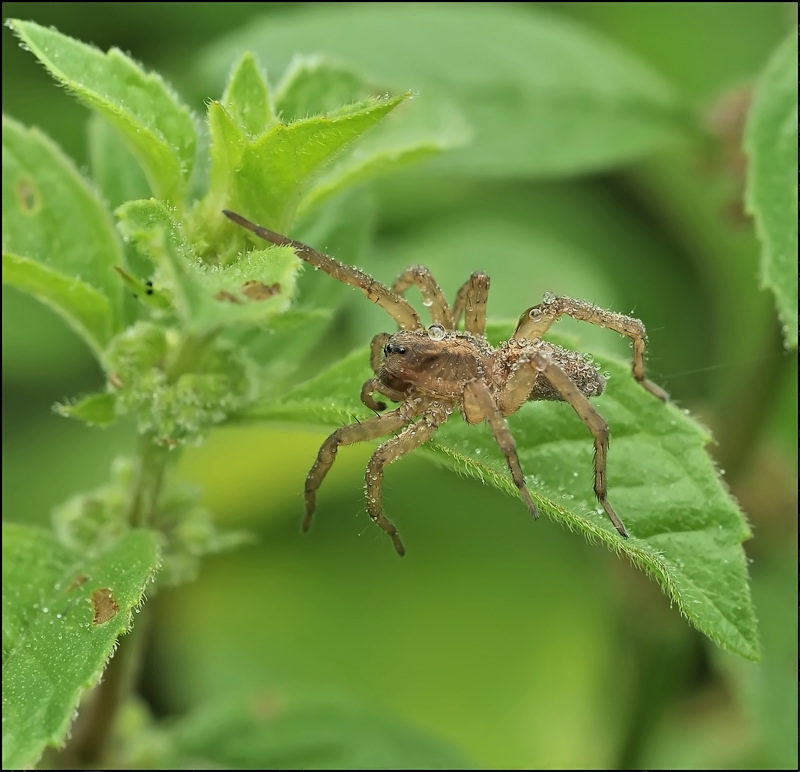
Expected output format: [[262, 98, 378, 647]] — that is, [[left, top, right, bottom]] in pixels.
[[493, 339, 607, 402]]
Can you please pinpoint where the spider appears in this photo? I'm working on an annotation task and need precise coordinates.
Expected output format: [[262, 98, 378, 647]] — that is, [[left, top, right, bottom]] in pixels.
[[223, 210, 668, 555]]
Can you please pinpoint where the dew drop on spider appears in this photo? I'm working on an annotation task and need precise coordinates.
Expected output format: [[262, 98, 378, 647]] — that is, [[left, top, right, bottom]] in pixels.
[[428, 324, 446, 341], [421, 297, 434, 307]]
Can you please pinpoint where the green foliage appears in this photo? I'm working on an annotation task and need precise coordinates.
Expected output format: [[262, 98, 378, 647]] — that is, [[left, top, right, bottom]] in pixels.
[[1, 524, 159, 769], [199, 4, 690, 177], [7, 19, 197, 204], [1, 6, 794, 770], [745, 33, 798, 348], [2, 116, 123, 357], [139, 694, 472, 769]]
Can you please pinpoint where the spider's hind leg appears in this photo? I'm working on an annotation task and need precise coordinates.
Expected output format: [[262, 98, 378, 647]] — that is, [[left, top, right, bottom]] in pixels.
[[505, 351, 629, 537], [513, 294, 667, 401]]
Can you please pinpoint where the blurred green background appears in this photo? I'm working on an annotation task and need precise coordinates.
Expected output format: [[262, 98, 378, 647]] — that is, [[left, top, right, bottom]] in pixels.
[[2, 3, 797, 768]]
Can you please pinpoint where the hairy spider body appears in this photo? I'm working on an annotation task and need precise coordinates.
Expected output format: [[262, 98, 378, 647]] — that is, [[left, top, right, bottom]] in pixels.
[[223, 210, 668, 555]]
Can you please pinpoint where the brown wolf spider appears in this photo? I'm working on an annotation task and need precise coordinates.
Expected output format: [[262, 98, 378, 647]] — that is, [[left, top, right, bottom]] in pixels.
[[224, 210, 668, 555]]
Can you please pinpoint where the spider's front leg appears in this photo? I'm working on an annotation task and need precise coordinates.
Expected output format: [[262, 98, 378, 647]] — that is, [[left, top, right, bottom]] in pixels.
[[453, 272, 490, 335], [304, 405, 419, 535], [514, 294, 668, 401], [392, 266, 454, 328], [361, 334, 406, 412], [223, 210, 423, 330], [365, 404, 450, 555]]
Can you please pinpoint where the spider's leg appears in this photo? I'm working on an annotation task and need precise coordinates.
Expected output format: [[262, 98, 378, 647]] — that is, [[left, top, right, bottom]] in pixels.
[[365, 406, 448, 556], [524, 351, 629, 537], [305, 406, 417, 534], [361, 334, 406, 411], [392, 266, 454, 328], [223, 211, 422, 331], [370, 333, 390, 376], [360, 378, 405, 412], [463, 380, 538, 519], [452, 272, 490, 335], [513, 294, 668, 401]]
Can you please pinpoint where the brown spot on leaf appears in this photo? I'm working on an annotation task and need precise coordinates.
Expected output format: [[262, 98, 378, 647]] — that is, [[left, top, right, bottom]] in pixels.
[[91, 588, 120, 625], [215, 290, 243, 304], [242, 281, 280, 301], [67, 573, 89, 593], [17, 178, 40, 213]]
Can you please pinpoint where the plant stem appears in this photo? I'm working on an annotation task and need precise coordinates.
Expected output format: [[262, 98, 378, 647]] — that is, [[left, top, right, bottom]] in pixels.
[[125, 431, 172, 528]]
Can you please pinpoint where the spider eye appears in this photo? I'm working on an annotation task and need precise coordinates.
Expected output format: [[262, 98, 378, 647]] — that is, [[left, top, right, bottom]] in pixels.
[[384, 343, 407, 356]]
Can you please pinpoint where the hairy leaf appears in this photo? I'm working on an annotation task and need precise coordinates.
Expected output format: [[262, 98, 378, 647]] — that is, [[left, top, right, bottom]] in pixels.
[[117, 199, 299, 330], [2, 116, 124, 353], [272, 57, 465, 220], [1, 524, 160, 769], [8, 19, 197, 204], [198, 91, 411, 235], [745, 33, 798, 348], [2, 253, 114, 362], [244, 325, 758, 660], [199, 4, 687, 177], [88, 115, 152, 211], [55, 391, 117, 427], [222, 52, 276, 137]]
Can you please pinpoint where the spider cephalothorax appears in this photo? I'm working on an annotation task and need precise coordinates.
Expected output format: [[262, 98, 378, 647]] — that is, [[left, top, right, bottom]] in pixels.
[[224, 210, 668, 555]]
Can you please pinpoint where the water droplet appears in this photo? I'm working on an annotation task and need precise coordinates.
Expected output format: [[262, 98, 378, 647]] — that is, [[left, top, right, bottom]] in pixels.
[[582, 353, 595, 363], [428, 324, 446, 341], [543, 291, 555, 303], [421, 297, 434, 307]]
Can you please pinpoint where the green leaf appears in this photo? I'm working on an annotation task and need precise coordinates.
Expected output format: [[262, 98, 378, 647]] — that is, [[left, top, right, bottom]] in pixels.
[[2, 253, 115, 361], [117, 199, 299, 330], [2, 116, 124, 349], [222, 52, 275, 137], [245, 325, 758, 660], [8, 19, 197, 204], [152, 693, 472, 769], [199, 4, 688, 177], [274, 56, 375, 121], [88, 115, 151, 211], [198, 91, 411, 234], [55, 391, 117, 427], [1, 524, 160, 770], [745, 33, 798, 349], [116, 199, 206, 324]]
